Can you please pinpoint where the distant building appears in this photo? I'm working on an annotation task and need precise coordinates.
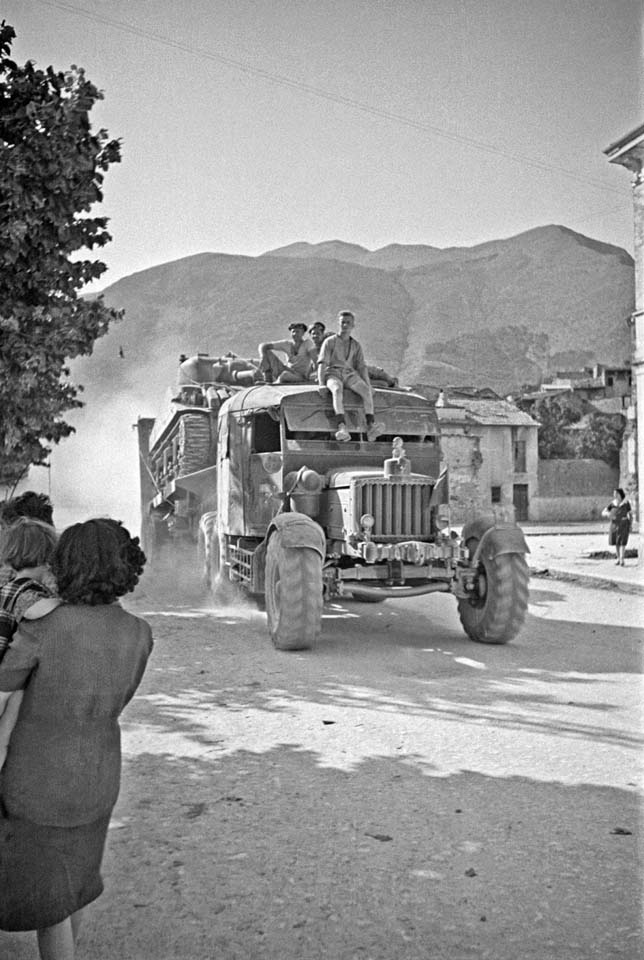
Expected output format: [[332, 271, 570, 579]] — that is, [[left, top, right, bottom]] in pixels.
[[433, 392, 538, 523], [539, 362, 632, 404]]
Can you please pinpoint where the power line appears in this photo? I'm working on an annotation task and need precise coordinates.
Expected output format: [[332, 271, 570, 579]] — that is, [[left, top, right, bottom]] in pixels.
[[34, 0, 628, 201]]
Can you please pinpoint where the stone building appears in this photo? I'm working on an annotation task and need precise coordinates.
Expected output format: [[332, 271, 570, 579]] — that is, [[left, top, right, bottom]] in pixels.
[[436, 396, 538, 523]]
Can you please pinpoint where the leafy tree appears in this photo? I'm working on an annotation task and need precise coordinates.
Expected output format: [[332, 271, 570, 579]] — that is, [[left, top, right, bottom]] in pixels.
[[519, 393, 625, 467], [523, 394, 582, 460], [0, 21, 122, 488], [574, 413, 624, 469]]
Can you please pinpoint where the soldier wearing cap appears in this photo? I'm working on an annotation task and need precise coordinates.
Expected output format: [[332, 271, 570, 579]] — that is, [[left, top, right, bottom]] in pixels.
[[258, 322, 317, 383]]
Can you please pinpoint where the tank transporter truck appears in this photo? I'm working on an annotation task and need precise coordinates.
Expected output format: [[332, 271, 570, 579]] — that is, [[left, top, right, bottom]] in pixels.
[[136, 352, 530, 651]]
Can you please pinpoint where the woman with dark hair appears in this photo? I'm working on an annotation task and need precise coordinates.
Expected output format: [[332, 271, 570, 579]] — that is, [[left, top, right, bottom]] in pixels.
[[0, 491, 54, 528], [0, 519, 152, 960], [601, 487, 633, 566]]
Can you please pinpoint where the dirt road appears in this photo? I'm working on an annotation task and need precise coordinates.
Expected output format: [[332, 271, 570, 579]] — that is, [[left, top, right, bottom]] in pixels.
[[2, 562, 642, 960]]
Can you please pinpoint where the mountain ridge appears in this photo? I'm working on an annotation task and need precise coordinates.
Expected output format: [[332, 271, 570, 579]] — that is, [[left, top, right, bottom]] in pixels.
[[78, 224, 632, 412]]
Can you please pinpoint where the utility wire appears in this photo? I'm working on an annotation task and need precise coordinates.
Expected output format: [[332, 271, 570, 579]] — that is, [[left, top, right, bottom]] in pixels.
[[34, 0, 627, 201]]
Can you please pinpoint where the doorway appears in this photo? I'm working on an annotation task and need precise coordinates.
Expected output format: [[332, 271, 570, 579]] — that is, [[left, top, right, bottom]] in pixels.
[[513, 484, 529, 522]]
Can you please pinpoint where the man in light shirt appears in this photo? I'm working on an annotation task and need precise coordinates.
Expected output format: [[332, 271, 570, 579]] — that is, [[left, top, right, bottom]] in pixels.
[[308, 321, 398, 389], [317, 310, 384, 442]]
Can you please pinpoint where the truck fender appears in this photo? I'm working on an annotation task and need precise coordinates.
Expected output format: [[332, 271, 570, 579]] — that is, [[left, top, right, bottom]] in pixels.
[[461, 519, 529, 564], [266, 512, 326, 559]]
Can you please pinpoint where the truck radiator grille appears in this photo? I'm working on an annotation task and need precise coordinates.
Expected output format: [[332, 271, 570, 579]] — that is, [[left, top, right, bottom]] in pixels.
[[357, 480, 432, 539]]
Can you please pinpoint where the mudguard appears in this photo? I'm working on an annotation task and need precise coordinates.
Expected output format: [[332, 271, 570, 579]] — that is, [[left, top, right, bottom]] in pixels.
[[267, 512, 326, 559], [461, 519, 529, 564]]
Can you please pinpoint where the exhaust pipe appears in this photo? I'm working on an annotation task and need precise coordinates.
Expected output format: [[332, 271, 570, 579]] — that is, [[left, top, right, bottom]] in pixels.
[[349, 582, 451, 599]]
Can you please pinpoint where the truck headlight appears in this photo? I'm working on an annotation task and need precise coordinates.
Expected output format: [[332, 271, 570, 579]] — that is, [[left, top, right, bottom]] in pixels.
[[360, 513, 375, 531]]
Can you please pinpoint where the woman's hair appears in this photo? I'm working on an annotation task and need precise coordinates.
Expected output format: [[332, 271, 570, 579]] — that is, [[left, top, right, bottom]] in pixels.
[[53, 518, 146, 605], [616, 487, 626, 500], [0, 491, 54, 527], [0, 517, 57, 570]]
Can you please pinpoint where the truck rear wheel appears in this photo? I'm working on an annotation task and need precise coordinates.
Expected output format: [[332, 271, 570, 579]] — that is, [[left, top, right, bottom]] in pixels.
[[265, 533, 323, 651], [458, 543, 529, 644]]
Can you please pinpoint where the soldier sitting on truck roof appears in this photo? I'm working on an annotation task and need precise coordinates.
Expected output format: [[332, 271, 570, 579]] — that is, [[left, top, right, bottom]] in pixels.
[[307, 321, 399, 389], [317, 310, 385, 442], [258, 322, 318, 383]]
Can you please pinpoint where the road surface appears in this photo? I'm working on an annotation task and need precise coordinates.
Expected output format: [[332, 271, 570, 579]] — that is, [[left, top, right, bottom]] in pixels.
[[3, 565, 642, 959]]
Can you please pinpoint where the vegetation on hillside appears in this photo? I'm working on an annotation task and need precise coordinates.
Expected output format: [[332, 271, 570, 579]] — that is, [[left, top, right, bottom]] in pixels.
[[0, 21, 122, 488]]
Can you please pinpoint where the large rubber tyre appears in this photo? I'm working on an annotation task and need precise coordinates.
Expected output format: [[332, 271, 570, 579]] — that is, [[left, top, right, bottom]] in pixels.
[[265, 534, 323, 651], [458, 541, 529, 645]]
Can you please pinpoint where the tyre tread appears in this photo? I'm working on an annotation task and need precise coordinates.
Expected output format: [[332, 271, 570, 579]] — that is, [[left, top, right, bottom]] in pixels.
[[458, 551, 529, 644], [266, 537, 323, 651]]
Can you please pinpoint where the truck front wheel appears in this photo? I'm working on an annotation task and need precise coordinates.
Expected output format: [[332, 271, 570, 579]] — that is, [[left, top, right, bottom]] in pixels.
[[458, 544, 529, 645], [265, 534, 323, 651]]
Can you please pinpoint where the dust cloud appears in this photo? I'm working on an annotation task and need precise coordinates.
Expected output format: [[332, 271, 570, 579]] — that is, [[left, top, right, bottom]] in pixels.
[[11, 392, 155, 538]]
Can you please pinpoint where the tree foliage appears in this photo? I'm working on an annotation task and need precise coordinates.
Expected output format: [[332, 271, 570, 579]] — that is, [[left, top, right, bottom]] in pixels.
[[574, 413, 624, 469], [524, 394, 581, 460], [0, 21, 122, 486], [519, 393, 625, 467]]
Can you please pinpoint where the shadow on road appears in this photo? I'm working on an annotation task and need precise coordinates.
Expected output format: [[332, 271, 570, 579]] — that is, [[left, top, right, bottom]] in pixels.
[[3, 570, 641, 960], [3, 746, 638, 960]]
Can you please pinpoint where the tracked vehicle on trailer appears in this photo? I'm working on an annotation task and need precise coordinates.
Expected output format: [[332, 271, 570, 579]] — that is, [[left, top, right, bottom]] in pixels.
[[137, 353, 530, 650]]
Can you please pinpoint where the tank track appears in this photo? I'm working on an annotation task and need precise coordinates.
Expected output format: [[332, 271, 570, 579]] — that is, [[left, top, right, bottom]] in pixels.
[[177, 412, 213, 476], [151, 410, 215, 487]]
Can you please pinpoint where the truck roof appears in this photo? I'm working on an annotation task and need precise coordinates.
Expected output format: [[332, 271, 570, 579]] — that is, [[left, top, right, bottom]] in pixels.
[[224, 382, 437, 419]]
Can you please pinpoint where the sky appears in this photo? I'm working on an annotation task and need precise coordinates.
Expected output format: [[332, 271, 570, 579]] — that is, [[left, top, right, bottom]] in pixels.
[[4, 0, 643, 293], [3, 0, 643, 532]]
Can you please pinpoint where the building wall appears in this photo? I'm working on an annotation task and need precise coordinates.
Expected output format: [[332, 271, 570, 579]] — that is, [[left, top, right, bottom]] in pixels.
[[530, 496, 612, 522], [441, 430, 485, 522], [531, 458, 619, 521], [537, 458, 618, 496], [482, 424, 538, 521], [442, 421, 539, 522]]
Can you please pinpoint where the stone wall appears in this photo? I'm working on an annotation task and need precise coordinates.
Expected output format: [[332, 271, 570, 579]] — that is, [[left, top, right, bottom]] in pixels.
[[530, 496, 608, 522], [537, 458, 618, 496], [532, 458, 619, 521]]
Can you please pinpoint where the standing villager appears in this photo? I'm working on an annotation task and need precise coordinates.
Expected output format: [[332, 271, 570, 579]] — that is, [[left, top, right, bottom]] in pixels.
[[0, 518, 153, 960], [317, 310, 384, 441], [601, 487, 633, 566]]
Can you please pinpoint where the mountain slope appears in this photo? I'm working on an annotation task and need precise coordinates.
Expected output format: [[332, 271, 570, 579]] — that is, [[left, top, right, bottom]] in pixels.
[[75, 224, 632, 410]]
